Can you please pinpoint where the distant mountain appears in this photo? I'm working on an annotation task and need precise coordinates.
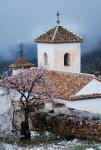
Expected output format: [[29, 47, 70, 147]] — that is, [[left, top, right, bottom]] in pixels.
[[81, 40, 101, 75], [11, 42, 37, 61], [1, 41, 101, 76], [0, 43, 37, 74]]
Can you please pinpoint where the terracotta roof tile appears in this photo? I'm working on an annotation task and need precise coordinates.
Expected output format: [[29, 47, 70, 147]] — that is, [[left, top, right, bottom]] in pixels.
[[70, 93, 101, 101], [3, 67, 99, 101], [35, 25, 82, 43], [10, 57, 34, 69], [30, 68, 94, 100]]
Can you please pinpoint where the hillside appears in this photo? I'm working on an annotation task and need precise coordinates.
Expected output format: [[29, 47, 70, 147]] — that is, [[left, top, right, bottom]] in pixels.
[[82, 41, 101, 75], [0, 43, 37, 74], [1, 42, 101, 75]]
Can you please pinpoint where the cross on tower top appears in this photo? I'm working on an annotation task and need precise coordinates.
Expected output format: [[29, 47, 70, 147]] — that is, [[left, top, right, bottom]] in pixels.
[[56, 11, 60, 25], [18, 42, 24, 57]]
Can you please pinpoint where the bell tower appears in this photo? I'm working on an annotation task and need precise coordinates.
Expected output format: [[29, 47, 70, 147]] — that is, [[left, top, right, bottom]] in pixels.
[[35, 13, 82, 73], [10, 42, 34, 75]]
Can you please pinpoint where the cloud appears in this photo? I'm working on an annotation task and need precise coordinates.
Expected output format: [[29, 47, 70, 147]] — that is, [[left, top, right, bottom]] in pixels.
[[0, 0, 101, 59]]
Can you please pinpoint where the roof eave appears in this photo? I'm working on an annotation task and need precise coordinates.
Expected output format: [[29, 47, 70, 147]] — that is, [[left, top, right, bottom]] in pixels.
[[35, 40, 82, 44]]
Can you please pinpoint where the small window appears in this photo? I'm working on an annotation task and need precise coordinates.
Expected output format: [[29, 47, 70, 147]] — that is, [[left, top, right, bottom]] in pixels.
[[64, 53, 70, 66], [44, 53, 48, 65]]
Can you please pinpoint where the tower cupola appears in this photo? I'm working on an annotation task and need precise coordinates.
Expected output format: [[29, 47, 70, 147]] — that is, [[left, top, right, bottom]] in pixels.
[[35, 12, 82, 73], [10, 42, 34, 75]]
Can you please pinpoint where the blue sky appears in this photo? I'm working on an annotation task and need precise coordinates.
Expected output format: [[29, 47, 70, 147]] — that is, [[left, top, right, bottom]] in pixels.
[[0, 0, 101, 58]]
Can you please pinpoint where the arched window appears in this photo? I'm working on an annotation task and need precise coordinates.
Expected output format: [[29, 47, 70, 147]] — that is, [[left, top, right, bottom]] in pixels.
[[64, 53, 70, 66], [44, 52, 48, 65]]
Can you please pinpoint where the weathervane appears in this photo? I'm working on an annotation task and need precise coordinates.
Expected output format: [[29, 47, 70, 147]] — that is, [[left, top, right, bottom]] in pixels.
[[19, 42, 24, 57], [56, 11, 60, 25]]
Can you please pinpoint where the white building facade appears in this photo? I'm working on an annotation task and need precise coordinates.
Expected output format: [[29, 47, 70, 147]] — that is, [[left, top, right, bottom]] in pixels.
[[36, 25, 82, 73], [37, 42, 81, 73]]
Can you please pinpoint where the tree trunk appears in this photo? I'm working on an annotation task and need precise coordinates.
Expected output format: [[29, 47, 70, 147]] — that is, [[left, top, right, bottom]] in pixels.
[[20, 109, 31, 140]]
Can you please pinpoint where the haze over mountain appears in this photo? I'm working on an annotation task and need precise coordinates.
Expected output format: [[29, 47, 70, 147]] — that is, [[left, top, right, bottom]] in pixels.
[[82, 40, 101, 74], [0, 0, 101, 60], [0, 43, 37, 73], [1, 0, 101, 74]]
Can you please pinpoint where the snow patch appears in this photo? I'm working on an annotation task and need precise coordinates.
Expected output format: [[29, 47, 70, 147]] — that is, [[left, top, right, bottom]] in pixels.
[[86, 148, 95, 150]]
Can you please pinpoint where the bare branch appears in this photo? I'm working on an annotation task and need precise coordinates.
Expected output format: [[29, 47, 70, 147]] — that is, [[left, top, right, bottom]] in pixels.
[[0, 67, 54, 139]]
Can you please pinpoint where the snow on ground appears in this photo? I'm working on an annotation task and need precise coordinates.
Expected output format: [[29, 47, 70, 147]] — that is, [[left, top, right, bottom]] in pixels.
[[0, 139, 89, 150], [86, 148, 95, 150], [57, 98, 101, 114], [1, 139, 101, 150]]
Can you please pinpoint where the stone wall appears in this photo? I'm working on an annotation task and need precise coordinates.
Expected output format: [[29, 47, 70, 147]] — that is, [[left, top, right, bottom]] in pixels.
[[31, 112, 101, 142]]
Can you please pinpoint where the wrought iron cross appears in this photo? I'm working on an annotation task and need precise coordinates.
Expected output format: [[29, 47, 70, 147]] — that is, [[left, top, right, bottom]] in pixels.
[[19, 42, 24, 57], [56, 11, 60, 25]]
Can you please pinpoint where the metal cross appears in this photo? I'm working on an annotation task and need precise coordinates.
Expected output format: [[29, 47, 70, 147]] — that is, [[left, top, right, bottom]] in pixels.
[[56, 11, 60, 25], [19, 42, 24, 57]]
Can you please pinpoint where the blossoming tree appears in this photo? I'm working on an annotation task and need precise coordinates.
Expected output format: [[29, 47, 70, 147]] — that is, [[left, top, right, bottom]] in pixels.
[[0, 67, 53, 140]]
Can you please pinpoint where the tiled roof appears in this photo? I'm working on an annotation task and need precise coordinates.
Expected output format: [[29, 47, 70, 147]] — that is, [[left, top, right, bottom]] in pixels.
[[9, 57, 34, 69], [70, 93, 101, 101], [30, 68, 94, 100], [2, 67, 100, 100], [35, 25, 82, 43]]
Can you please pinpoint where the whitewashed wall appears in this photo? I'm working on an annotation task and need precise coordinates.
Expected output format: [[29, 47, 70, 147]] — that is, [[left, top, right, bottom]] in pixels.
[[12, 69, 22, 75], [76, 79, 101, 96], [12, 68, 30, 76], [45, 102, 53, 110], [37, 43, 81, 73], [54, 98, 101, 114]]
